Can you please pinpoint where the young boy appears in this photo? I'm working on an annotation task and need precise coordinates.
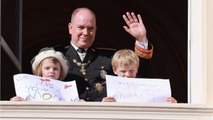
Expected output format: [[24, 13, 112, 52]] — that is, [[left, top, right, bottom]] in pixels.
[[103, 49, 177, 103], [10, 47, 69, 101]]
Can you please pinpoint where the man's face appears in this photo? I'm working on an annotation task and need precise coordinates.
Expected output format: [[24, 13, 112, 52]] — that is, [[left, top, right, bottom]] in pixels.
[[68, 10, 97, 48]]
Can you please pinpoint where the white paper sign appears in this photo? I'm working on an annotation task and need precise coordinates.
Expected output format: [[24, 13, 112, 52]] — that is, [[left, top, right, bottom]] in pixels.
[[106, 75, 171, 103], [13, 74, 79, 102]]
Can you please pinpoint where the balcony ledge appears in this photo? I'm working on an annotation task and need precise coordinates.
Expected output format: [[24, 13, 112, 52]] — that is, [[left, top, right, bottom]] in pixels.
[[1, 101, 213, 120]]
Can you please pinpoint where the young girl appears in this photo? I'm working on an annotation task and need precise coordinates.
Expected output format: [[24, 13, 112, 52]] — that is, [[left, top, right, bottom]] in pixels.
[[10, 47, 69, 101], [103, 49, 177, 103]]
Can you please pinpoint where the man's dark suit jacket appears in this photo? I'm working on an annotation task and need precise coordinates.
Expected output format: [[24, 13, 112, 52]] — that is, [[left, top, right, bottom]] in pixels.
[[63, 45, 115, 101]]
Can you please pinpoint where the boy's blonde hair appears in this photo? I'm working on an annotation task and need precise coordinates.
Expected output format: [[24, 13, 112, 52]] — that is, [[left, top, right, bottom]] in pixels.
[[111, 49, 139, 69]]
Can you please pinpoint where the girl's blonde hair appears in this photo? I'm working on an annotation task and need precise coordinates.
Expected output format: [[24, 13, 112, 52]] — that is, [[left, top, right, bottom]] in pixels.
[[31, 47, 69, 80]]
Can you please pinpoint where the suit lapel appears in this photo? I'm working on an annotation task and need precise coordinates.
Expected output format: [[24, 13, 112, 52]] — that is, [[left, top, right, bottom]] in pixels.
[[65, 46, 81, 62], [83, 48, 96, 62]]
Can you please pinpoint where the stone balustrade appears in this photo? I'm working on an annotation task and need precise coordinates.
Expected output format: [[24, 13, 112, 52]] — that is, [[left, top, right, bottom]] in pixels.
[[0, 101, 213, 120]]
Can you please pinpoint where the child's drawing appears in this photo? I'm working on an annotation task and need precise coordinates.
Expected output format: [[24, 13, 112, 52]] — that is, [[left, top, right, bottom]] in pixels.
[[13, 74, 79, 102]]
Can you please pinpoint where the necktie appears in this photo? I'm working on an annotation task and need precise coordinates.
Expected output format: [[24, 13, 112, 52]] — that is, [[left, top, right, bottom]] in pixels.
[[77, 48, 86, 53], [77, 48, 86, 61]]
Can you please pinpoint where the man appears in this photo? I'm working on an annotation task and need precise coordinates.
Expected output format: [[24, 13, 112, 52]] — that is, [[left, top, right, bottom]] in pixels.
[[63, 7, 153, 101]]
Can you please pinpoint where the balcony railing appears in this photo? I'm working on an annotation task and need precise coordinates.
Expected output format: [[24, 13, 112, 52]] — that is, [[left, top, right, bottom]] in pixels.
[[1, 101, 213, 120]]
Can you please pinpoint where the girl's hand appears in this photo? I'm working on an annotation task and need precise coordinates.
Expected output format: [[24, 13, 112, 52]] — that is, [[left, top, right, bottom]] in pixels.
[[10, 96, 25, 101]]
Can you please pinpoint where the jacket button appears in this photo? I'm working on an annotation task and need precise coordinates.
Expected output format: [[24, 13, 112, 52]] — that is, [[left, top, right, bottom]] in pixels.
[[86, 87, 89, 90]]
